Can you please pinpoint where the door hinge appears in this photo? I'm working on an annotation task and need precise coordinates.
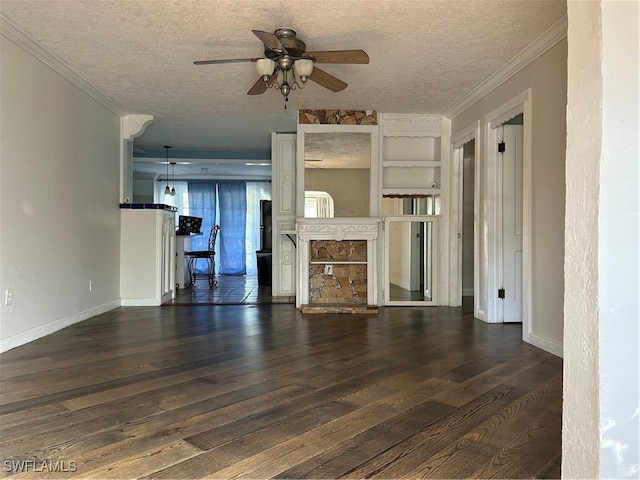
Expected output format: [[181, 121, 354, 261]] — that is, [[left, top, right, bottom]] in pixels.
[[498, 288, 505, 299], [498, 141, 506, 153]]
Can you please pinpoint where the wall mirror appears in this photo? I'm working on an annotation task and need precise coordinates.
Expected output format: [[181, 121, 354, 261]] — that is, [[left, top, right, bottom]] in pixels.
[[384, 215, 438, 305], [296, 124, 379, 218]]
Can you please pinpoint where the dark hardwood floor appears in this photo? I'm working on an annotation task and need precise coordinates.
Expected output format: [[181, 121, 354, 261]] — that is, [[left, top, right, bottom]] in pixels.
[[0, 304, 562, 479]]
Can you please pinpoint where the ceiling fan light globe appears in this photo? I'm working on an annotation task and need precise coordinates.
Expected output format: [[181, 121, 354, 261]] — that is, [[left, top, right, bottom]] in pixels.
[[255, 58, 275, 77], [295, 58, 314, 77]]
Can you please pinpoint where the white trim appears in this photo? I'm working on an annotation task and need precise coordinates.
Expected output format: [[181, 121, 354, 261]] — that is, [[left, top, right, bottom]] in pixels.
[[0, 13, 124, 115], [437, 118, 452, 306], [0, 300, 121, 353], [381, 113, 444, 137], [449, 145, 464, 307], [445, 16, 567, 119], [122, 114, 155, 140], [121, 298, 165, 306], [451, 122, 480, 149], [484, 90, 533, 342], [528, 332, 563, 358]]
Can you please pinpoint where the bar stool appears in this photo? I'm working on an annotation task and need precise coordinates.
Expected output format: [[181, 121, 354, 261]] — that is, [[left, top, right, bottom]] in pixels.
[[185, 225, 219, 288]]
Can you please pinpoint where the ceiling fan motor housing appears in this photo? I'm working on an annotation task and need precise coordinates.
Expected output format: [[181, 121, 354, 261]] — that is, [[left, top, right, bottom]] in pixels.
[[264, 28, 307, 59]]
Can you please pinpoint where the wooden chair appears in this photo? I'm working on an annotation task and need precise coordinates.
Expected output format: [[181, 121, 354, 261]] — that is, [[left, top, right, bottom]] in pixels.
[[185, 225, 220, 288]]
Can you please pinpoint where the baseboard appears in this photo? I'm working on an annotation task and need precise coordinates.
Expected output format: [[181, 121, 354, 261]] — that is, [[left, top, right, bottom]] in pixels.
[[527, 331, 563, 358], [121, 298, 162, 306], [462, 288, 475, 296], [389, 279, 411, 291], [0, 299, 121, 353]]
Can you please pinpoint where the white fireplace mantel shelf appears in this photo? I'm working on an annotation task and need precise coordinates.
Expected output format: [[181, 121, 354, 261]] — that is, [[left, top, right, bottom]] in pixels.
[[296, 217, 380, 309], [297, 217, 380, 241]]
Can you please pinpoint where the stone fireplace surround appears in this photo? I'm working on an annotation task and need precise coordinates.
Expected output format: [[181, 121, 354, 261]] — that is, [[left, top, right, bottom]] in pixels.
[[296, 218, 379, 311]]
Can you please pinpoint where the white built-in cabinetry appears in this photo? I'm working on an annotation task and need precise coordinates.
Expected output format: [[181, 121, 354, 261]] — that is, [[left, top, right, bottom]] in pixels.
[[381, 114, 444, 200], [271, 133, 297, 297], [120, 208, 175, 306], [378, 114, 450, 307]]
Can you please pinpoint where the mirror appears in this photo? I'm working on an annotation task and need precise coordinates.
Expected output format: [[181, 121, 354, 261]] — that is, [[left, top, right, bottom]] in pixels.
[[297, 125, 379, 218], [385, 216, 438, 304]]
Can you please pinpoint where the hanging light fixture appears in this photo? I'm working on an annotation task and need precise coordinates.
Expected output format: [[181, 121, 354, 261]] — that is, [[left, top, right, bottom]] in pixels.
[[255, 56, 314, 108], [163, 146, 172, 195], [170, 161, 176, 196]]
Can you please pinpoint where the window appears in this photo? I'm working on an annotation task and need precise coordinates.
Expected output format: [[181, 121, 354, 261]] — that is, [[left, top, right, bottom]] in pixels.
[[304, 191, 335, 218]]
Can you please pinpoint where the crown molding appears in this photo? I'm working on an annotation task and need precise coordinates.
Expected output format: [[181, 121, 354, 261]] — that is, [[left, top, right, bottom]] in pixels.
[[444, 15, 567, 119], [1, 13, 124, 116]]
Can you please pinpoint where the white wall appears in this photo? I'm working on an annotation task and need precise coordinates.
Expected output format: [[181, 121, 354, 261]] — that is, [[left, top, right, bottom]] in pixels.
[[388, 220, 411, 289], [0, 36, 121, 352], [451, 40, 567, 352], [563, 1, 639, 477], [133, 176, 155, 204]]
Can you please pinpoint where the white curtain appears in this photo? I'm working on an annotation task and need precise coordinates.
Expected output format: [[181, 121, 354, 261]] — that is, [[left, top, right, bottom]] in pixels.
[[246, 182, 271, 276], [154, 181, 190, 222]]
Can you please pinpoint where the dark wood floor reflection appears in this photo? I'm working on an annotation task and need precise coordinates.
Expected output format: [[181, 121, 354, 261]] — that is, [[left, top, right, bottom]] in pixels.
[[170, 275, 291, 305], [0, 304, 562, 479], [388, 282, 428, 301]]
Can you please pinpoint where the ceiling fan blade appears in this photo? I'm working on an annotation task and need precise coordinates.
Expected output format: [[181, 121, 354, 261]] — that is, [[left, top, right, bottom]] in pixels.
[[306, 50, 370, 64], [247, 74, 276, 95], [309, 68, 348, 92], [194, 58, 259, 65], [252, 30, 288, 54]]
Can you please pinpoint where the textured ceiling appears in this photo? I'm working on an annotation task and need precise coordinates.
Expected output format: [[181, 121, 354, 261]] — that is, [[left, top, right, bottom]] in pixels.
[[1, 0, 566, 171]]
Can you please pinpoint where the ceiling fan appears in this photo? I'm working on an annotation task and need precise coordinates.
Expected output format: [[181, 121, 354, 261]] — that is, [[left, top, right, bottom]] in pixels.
[[194, 28, 369, 105]]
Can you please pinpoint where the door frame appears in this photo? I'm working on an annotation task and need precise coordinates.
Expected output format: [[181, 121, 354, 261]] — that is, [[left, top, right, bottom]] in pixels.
[[449, 121, 482, 319], [484, 90, 532, 341]]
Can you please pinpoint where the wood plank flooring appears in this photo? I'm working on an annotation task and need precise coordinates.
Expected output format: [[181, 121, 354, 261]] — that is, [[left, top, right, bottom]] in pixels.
[[0, 304, 562, 479]]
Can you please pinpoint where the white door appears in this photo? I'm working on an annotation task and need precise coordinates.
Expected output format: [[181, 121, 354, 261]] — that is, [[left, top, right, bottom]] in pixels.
[[502, 124, 523, 322]]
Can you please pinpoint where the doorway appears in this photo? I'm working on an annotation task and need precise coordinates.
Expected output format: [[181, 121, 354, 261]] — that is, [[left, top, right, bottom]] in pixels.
[[461, 140, 475, 314], [449, 120, 481, 319], [484, 89, 531, 335]]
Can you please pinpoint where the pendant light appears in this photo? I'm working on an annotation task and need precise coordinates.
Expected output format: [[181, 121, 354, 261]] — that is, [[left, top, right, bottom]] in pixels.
[[170, 161, 176, 196], [163, 146, 171, 195]]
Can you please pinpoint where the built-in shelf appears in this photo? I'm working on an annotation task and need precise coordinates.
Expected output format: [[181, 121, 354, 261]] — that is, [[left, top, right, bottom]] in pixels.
[[381, 114, 444, 194], [383, 188, 441, 196]]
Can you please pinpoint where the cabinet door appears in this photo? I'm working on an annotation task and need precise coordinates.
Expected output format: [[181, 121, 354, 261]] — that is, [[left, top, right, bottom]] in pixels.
[[271, 133, 297, 296]]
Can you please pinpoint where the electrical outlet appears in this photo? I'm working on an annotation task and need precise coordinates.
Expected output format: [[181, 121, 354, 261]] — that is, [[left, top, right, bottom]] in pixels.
[[4, 288, 13, 306], [89, 280, 94, 292], [324, 264, 333, 275]]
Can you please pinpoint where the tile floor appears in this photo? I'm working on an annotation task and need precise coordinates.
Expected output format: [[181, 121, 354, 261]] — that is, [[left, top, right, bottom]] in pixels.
[[169, 275, 290, 305]]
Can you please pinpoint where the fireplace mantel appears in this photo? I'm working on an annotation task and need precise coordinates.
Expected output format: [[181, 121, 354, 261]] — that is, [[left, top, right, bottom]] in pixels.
[[296, 218, 380, 309]]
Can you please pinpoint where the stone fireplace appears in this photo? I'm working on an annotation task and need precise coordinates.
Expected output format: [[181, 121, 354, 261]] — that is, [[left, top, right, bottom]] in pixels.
[[296, 218, 379, 312]]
